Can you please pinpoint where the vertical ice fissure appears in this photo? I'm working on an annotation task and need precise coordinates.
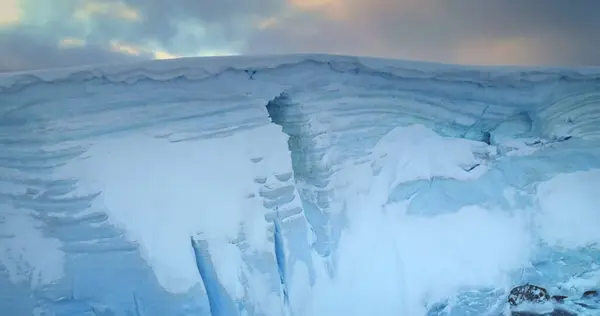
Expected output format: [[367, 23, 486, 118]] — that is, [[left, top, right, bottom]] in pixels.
[[190, 236, 239, 316]]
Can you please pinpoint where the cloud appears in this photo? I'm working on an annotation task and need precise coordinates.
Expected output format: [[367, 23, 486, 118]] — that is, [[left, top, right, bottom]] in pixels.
[[0, 28, 147, 72], [245, 0, 600, 66], [73, 1, 141, 22], [58, 38, 86, 48], [0, 0, 599, 72], [0, 0, 21, 26]]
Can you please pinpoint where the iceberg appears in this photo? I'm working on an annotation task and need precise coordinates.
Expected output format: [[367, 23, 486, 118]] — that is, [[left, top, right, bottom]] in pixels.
[[1, 54, 600, 315]]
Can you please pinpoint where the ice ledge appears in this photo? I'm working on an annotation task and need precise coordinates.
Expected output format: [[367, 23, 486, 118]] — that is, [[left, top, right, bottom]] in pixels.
[[2, 53, 600, 92]]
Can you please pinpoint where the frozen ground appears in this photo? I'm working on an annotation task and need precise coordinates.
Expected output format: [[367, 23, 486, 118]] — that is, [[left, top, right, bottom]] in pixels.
[[1, 54, 600, 315]]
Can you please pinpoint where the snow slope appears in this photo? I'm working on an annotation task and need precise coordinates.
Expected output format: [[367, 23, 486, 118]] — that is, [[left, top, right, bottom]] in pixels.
[[1, 54, 600, 315]]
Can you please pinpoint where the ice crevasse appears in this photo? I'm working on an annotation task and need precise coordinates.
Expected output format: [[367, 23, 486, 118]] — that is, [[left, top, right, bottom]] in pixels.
[[1, 54, 600, 315]]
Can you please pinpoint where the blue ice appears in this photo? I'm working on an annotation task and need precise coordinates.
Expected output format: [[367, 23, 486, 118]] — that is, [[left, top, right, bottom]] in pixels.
[[1, 54, 600, 315]]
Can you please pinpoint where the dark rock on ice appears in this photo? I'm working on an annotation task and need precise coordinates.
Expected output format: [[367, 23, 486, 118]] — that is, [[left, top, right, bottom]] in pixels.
[[581, 290, 598, 299], [573, 289, 600, 309], [508, 284, 550, 307], [551, 295, 568, 303], [507, 285, 576, 316]]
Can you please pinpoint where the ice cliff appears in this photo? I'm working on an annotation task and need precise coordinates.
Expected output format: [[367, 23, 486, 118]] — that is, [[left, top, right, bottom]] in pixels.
[[1, 54, 600, 316]]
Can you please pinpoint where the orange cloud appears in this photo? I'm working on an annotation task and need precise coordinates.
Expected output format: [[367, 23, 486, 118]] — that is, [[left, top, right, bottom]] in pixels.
[[286, 0, 436, 22], [257, 16, 279, 30], [195, 49, 236, 57], [74, 1, 141, 22], [153, 51, 179, 60], [288, 0, 337, 10], [288, 0, 349, 21], [109, 40, 182, 60], [110, 40, 141, 56], [0, 0, 21, 25], [59, 38, 86, 48]]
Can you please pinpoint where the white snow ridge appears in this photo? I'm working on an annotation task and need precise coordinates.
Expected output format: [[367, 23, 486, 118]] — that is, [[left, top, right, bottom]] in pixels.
[[1, 54, 600, 316]]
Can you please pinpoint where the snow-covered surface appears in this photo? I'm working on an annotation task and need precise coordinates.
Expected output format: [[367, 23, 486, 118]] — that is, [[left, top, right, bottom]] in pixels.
[[535, 170, 600, 249], [1, 54, 600, 315]]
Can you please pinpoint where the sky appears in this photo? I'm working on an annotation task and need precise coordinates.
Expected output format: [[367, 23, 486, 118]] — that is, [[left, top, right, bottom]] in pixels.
[[0, 0, 599, 72]]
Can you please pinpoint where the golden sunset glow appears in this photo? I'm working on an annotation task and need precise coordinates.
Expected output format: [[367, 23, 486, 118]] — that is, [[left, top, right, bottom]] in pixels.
[[0, 0, 21, 25], [74, 1, 141, 22]]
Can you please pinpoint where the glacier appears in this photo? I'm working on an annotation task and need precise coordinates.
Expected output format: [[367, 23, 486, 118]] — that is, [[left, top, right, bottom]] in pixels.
[[0, 54, 600, 316]]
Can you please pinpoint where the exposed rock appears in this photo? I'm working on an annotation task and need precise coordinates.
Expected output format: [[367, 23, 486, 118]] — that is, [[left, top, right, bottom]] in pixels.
[[582, 290, 598, 299], [508, 284, 550, 307], [507, 285, 575, 315], [551, 295, 568, 303], [574, 289, 600, 310]]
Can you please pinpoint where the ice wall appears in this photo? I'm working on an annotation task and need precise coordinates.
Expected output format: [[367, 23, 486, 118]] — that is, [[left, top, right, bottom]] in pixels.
[[1, 54, 600, 315]]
